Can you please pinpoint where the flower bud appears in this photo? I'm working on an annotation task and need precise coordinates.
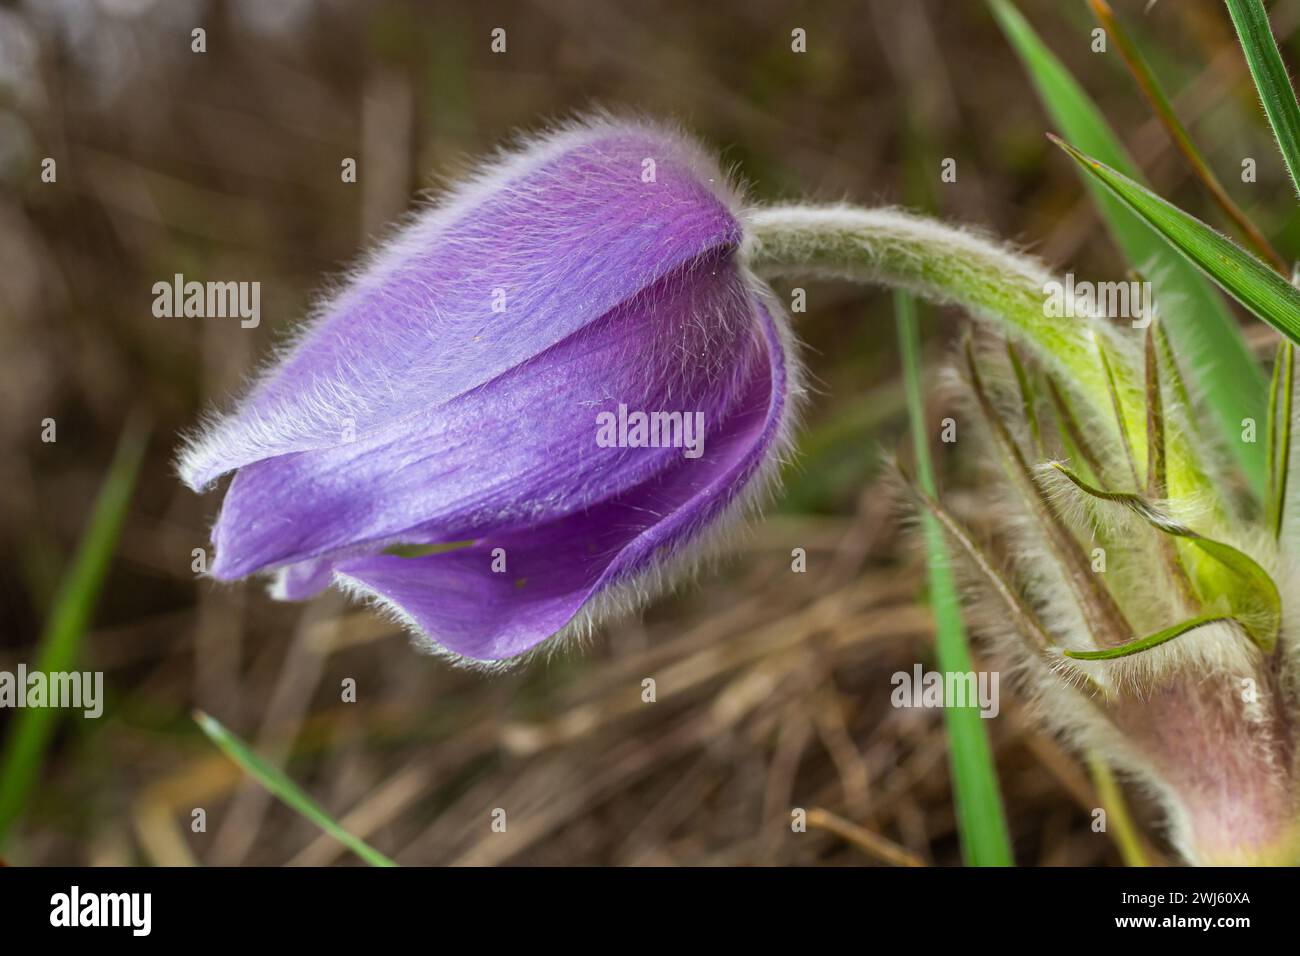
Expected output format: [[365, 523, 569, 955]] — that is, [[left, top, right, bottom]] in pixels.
[[179, 117, 798, 664]]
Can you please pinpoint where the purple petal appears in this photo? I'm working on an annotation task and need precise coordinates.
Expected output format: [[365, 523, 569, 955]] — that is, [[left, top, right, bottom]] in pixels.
[[209, 249, 765, 580], [268, 556, 337, 601], [179, 119, 742, 490], [333, 300, 789, 661]]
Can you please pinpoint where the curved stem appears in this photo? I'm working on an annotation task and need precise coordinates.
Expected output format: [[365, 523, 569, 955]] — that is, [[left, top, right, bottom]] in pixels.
[[747, 205, 1068, 350], [743, 203, 1214, 506]]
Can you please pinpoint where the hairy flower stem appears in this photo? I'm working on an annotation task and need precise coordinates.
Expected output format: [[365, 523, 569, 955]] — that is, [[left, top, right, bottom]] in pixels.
[[748, 204, 1300, 866], [745, 204, 1216, 508]]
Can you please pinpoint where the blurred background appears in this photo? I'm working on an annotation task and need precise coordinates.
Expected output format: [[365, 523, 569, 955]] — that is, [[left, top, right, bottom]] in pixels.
[[2, 0, 1297, 866]]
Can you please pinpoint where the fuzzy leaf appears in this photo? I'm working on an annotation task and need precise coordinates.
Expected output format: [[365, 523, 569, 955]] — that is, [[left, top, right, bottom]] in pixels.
[[967, 342, 1133, 645], [1049, 462, 1281, 652], [1065, 614, 1232, 660]]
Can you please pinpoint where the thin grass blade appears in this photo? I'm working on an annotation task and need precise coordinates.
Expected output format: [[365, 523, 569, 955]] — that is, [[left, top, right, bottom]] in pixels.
[[1226, 0, 1300, 200], [1089, 0, 1286, 270], [895, 291, 1013, 867], [194, 710, 396, 867], [1051, 135, 1300, 346], [0, 415, 149, 848]]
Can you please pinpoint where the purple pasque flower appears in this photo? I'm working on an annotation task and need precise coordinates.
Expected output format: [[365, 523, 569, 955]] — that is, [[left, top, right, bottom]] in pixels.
[[179, 116, 799, 665]]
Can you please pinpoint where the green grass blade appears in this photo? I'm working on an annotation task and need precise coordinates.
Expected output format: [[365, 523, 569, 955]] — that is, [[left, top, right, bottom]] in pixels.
[[194, 710, 396, 867], [1226, 0, 1300, 199], [0, 415, 150, 848], [1051, 135, 1300, 345], [1089, 0, 1286, 271], [989, 0, 1266, 497], [895, 291, 1013, 867]]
